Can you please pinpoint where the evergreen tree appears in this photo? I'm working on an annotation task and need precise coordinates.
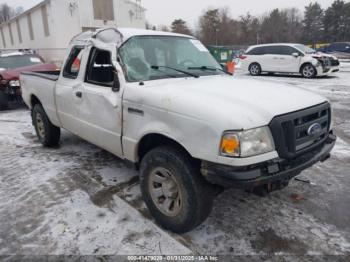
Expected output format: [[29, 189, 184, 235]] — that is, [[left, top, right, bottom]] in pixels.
[[302, 2, 324, 45], [171, 19, 192, 35], [324, 0, 350, 42]]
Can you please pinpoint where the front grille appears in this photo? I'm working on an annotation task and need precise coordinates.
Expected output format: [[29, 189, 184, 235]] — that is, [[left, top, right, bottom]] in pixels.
[[330, 58, 340, 66], [269, 103, 331, 159]]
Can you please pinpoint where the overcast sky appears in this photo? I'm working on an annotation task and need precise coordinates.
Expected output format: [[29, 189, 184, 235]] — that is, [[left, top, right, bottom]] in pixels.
[[1, 0, 337, 27]]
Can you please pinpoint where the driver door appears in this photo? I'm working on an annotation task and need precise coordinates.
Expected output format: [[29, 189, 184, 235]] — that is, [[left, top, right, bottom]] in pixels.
[[74, 47, 123, 157]]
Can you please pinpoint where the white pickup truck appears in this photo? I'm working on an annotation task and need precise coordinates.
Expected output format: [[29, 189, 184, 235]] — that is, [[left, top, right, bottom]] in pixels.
[[21, 28, 336, 233]]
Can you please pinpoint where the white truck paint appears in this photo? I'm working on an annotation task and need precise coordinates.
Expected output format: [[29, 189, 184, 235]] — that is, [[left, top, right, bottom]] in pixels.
[[20, 28, 336, 233]]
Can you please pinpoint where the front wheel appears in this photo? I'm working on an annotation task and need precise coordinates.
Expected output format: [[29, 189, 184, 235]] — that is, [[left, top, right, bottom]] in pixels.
[[249, 63, 261, 76], [33, 104, 61, 147], [301, 64, 316, 78], [0, 90, 8, 111], [140, 146, 216, 233]]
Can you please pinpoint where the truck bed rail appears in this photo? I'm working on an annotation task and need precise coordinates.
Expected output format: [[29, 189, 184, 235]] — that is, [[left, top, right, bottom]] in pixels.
[[21, 71, 60, 81]]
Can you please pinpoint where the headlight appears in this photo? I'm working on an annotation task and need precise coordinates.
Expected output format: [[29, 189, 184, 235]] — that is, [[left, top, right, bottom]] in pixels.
[[9, 80, 20, 87], [220, 127, 275, 157]]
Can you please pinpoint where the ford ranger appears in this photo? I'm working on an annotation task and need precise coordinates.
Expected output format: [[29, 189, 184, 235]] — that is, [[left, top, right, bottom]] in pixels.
[[20, 28, 336, 233]]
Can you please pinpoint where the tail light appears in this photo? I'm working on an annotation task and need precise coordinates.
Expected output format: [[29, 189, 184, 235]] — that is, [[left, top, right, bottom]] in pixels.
[[239, 55, 248, 60]]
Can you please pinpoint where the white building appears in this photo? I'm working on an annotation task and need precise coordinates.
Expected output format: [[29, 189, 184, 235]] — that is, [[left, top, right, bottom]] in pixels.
[[0, 0, 146, 64]]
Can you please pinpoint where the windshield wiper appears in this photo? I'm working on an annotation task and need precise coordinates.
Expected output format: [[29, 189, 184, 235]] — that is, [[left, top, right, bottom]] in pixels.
[[188, 66, 230, 75], [151, 65, 199, 78]]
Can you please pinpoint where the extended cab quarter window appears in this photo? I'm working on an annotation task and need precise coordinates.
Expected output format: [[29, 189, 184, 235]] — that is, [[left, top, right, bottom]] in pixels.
[[63, 47, 84, 79], [86, 48, 115, 86]]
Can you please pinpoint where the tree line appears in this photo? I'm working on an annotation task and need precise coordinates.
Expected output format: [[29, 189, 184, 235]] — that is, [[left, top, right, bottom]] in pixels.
[[149, 0, 350, 47]]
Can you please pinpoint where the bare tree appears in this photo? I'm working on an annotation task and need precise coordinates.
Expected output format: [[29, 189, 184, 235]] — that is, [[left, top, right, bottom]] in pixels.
[[0, 4, 24, 23]]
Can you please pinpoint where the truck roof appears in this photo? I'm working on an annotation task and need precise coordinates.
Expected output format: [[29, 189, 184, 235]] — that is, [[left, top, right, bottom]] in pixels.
[[70, 27, 194, 48]]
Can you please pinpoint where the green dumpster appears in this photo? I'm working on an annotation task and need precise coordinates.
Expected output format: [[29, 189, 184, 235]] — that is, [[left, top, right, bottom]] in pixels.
[[207, 46, 234, 64]]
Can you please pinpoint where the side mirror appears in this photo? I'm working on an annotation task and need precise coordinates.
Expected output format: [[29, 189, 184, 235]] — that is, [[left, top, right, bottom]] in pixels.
[[112, 71, 120, 92], [292, 52, 299, 57]]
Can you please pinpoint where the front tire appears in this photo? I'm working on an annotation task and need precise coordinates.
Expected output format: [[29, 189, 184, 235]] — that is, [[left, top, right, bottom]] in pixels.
[[0, 90, 8, 111], [33, 104, 61, 147], [249, 63, 261, 76], [301, 64, 316, 78], [140, 146, 216, 233]]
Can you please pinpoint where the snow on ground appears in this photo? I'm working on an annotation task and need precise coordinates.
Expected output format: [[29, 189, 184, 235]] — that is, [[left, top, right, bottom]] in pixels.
[[0, 68, 350, 257], [0, 111, 190, 255]]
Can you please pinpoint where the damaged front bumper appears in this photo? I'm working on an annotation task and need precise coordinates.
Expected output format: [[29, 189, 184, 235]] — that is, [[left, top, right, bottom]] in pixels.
[[201, 133, 337, 190]]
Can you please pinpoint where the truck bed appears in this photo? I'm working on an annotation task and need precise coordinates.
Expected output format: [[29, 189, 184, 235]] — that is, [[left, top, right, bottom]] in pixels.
[[20, 70, 61, 127]]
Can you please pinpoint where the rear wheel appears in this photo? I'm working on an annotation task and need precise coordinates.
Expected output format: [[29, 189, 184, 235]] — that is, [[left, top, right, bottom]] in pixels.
[[33, 104, 61, 147], [140, 146, 216, 233], [0, 90, 8, 111], [249, 63, 261, 76], [301, 64, 316, 78]]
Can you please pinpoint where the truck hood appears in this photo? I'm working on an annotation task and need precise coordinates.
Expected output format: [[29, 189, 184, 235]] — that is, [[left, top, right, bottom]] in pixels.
[[0, 63, 57, 80], [132, 75, 327, 130]]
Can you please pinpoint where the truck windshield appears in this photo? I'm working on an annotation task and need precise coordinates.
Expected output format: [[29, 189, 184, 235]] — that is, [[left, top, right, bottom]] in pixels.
[[0, 55, 43, 70], [119, 36, 224, 82]]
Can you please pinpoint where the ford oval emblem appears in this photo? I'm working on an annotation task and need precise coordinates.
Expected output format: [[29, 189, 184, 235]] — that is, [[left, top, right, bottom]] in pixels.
[[308, 123, 322, 136]]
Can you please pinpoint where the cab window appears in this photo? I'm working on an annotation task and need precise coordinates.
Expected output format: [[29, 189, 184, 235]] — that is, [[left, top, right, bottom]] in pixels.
[[85, 48, 115, 87]]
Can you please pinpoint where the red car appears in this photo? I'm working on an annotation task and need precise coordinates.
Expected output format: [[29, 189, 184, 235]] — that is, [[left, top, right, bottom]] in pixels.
[[0, 52, 58, 110]]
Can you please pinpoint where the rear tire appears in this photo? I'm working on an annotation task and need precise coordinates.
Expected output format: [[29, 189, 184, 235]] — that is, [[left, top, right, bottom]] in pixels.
[[249, 63, 261, 76], [0, 90, 9, 111], [301, 64, 316, 78], [140, 146, 216, 233], [33, 104, 61, 147]]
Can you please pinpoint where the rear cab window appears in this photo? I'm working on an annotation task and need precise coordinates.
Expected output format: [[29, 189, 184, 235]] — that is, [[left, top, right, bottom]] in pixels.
[[63, 46, 84, 79]]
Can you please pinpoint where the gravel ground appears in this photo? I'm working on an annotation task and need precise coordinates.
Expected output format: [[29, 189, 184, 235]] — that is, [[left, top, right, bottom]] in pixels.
[[0, 68, 350, 257]]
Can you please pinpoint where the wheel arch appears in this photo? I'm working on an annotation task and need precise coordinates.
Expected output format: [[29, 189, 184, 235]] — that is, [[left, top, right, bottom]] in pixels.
[[300, 62, 315, 74], [249, 62, 261, 69], [137, 133, 194, 164], [30, 94, 42, 109]]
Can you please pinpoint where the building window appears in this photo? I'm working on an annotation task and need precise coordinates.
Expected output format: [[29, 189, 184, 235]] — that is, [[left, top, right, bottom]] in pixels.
[[92, 0, 114, 21], [0, 27, 6, 47], [16, 19, 22, 44], [27, 13, 34, 41], [41, 5, 50, 37], [8, 24, 14, 45]]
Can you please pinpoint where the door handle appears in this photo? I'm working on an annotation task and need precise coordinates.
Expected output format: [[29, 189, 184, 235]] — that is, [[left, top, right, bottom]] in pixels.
[[75, 91, 82, 98]]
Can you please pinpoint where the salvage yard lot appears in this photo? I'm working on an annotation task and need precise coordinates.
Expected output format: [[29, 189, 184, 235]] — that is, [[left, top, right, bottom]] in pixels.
[[1, 67, 350, 256]]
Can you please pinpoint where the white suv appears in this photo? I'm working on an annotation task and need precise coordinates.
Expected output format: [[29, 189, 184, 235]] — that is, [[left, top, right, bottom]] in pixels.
[[241, 43, 340, 78]]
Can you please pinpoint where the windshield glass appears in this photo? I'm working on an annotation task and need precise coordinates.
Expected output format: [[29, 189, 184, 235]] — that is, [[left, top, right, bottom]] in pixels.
[[0, 55, 43, 70], [119, 36, 223, 82], [294, 44, 316, 54]]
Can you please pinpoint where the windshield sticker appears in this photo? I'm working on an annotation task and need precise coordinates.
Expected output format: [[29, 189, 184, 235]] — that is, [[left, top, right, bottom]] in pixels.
[[190, 40, 209, 52], [30, 57, 41, 63]]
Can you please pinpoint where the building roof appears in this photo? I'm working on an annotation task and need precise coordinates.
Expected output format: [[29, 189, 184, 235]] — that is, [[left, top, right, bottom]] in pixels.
[[0, 0, 50, 27]]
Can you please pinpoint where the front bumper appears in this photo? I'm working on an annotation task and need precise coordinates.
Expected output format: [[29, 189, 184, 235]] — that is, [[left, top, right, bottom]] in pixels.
[[201, 133, 336, 189], [316, 65, 340, 75]]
